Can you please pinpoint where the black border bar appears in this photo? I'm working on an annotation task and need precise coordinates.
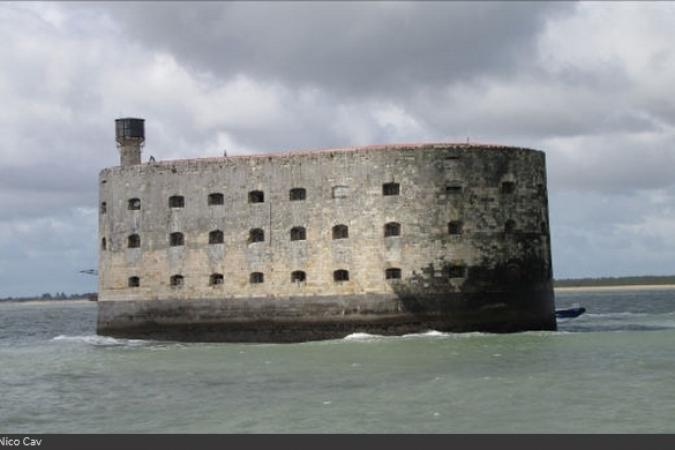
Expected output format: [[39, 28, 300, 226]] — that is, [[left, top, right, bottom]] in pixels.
[[2, 434, 675, 450]]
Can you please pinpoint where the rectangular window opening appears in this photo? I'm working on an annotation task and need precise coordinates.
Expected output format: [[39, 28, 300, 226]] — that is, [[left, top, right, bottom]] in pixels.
[[248, 191, 264, 203], [289, 188, 306, 201], [169, 196, 185, 208], [250, 272, 264, 284], [501, 181, 516, 194], [448, 221, 463, 235], [208, 193, 224, 205], [448, 265, 466, 279], [128, 198, 141, 210], [385, 268, 402, 280], [383, 182, 400, 196]]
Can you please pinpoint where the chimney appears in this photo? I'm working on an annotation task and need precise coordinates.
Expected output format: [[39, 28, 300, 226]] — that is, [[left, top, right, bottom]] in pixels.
[[115, 118, 145, 166]]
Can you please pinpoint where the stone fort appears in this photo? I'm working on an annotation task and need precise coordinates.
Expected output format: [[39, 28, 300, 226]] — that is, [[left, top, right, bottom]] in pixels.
[[97, 118, 556, 342]]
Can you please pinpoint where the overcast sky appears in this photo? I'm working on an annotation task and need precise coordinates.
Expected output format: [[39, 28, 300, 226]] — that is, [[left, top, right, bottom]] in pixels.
[[1, 1, 675, 297]]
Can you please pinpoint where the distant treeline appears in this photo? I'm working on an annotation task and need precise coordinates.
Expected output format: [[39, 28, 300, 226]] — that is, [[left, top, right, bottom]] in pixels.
[[0, 292, 97, 302], [554, 276, 675, 287]]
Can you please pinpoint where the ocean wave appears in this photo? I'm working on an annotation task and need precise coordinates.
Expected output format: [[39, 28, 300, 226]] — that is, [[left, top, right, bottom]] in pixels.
[[520, 330, 571, 336], [342, 332, 384, 341], [342, 329, 567, 341], [342, 331, 456, 341], [583, 312, 649, 318], [402, 330, 497, 339], [402, 330, 449, 337], [51, 334, 149, 346]]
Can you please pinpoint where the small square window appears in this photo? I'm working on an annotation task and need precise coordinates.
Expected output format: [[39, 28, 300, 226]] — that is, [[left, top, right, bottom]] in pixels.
[[128, 198, 141, 210], [170, 274, 184, 287], [501, 181, 516, 194], [332, 225, 349, 239], [208, 193, 224, 205], [448, 265, 466, 278], [249, 228, 264, 243], [290, 188, 306, 201], [209, 230, 224, 244], [248, 191, 264, 203], [334, 269, 350, 282], [169, 195, 185, 208], [210, 273, 224, 286], [250, 272, 264, 284], [170, 232, 184, 246], [291, 271, 306, 283], [448, 221, 463, 235], [127, 234, 140, 248], [385, 268, 401, 280], [384, 222, 401, 237], [290, 227, 306, 241], [383, 183, 400, 196]]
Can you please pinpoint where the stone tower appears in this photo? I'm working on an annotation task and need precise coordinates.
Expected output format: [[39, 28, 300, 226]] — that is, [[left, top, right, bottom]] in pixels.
[[115, 117, 145, 166]]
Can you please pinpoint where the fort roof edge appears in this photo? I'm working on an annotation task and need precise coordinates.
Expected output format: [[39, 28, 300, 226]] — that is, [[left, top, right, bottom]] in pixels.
[[107, 141, 543, 171]]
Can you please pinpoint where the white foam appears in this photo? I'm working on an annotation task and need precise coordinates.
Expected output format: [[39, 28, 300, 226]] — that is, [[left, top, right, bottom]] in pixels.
[[344, 330, 454, 340], [343, 332, 383, 341], [51, 334, 148, 346], [402, 330, 449, 338], [343, 330, 497, 341]]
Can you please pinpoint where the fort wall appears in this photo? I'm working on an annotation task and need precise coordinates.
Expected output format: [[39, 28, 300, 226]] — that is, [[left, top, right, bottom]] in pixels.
[[97, 143, 555, 341]]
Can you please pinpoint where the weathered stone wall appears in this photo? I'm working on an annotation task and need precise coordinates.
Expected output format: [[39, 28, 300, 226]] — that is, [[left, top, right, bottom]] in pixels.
[[97, 143, 555, 340]]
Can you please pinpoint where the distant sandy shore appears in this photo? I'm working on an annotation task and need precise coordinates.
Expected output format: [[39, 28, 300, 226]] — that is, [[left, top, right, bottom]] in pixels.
[[555, 284, 675, 292], [0, 299, 93, 306], [3, 286, 675, 304]]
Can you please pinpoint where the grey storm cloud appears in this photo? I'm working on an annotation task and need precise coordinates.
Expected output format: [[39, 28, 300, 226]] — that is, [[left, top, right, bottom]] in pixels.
[[94, 1, 574, 96], [2, 1, 675, 297]]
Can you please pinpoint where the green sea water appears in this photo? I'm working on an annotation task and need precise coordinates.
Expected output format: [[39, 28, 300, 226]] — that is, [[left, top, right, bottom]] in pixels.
[[1, 289, 675, 433]]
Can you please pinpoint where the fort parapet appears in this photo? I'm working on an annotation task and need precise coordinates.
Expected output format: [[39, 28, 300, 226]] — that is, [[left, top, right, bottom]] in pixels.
[[97, 119, 556, 342]]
